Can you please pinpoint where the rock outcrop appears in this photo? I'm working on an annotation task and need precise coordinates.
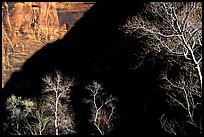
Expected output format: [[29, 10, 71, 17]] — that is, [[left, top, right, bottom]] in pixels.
[[2, 2, 94, 87], [9, 2, 24, 34]]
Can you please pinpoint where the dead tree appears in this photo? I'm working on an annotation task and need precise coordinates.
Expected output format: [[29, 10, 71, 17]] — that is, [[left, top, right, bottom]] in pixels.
[[41, 70, 76, 135], [121, 2, 202, 135], [85, 81, 118, 135]]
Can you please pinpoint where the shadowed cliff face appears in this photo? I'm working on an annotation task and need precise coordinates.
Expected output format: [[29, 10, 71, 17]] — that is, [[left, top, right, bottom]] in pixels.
[[2, 2, 165, 136]]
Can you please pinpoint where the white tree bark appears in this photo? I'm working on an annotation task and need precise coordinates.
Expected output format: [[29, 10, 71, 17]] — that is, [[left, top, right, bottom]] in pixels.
[[85, 81, 118, 135], [121, 2, 202, 135], [122, 2, 202, 89], [42, 70, 75, 135]]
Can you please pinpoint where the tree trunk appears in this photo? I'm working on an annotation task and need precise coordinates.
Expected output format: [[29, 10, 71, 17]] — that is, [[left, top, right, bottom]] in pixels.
[[55, 92, 59, 135]]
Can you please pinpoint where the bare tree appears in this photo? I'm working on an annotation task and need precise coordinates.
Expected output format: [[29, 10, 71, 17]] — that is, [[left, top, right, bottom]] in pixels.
[[28, 99, 52, 135], [120, 2, 202, 135], [159, 59, 202, 135], [41, 70, 76, 135], [4, 94, 74, 135], [85, 81, 118, 135], [121, 2, 202, 88], [4, 71, 76, 135], [160, 114, 180, 135]]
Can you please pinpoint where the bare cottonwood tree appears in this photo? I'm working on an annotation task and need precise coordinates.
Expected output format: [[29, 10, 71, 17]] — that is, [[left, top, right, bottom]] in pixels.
[[41, 70, 76, 135], [85, 81, 118, 135], [4, 94, 74, 135], [4, 71, 76, 135], [159, 60, 202, 135], [121, 2, 202, 135], [28, 99, 52, 135]]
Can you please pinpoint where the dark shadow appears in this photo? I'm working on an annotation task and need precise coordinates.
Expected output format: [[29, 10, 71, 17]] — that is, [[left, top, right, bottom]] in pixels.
[[2, 2, 166, 136]]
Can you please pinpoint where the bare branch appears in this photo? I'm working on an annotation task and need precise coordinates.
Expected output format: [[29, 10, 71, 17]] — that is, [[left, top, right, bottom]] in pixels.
[[121, 3, 202, 134], [41, 70, 76, 135], [85, 81, 118, 135]]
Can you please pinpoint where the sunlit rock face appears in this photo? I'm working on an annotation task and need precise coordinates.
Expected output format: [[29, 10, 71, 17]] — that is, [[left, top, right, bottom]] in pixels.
[[2, 2, 93, 88], [9, 2, 25, 32], [9, 2, 59, 31]]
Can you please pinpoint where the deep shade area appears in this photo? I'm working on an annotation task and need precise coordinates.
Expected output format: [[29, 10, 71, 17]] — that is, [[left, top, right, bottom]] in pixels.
[[2, 2, 168, 136]]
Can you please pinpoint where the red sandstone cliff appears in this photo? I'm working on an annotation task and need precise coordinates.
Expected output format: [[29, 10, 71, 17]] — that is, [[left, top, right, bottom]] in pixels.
[[2, 2, 95, 87]]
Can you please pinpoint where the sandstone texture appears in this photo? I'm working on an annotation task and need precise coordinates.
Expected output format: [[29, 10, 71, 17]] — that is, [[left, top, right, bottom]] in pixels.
[[2, 2, 94, 87]]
